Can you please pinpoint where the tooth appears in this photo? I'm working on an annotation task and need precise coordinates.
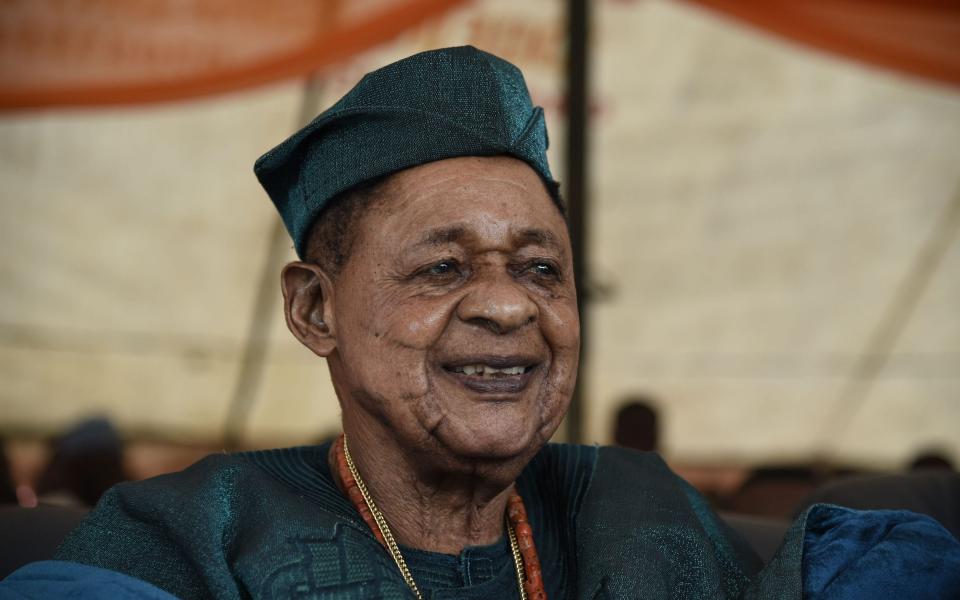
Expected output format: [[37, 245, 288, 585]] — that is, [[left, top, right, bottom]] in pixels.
[[455, 364, 527, 376]]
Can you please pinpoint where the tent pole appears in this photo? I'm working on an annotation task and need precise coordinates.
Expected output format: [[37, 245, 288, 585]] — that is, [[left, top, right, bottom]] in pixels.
[[223, 77, 323, 449], [565, 0, 591, 445]]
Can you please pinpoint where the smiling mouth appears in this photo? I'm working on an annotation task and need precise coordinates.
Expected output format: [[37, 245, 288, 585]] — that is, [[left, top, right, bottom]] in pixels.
[[441, 360, 539, 394]]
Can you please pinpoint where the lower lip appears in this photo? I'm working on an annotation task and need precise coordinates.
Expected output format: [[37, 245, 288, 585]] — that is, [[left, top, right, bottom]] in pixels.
[[442, 367, 537, 395]]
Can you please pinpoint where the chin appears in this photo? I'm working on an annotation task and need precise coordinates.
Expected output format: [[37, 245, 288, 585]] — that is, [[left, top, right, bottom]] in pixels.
[[434, 414, 553, 463]]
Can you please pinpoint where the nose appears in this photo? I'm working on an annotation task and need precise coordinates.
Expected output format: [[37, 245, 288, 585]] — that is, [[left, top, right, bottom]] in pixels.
[[456, 272, 538, 334]]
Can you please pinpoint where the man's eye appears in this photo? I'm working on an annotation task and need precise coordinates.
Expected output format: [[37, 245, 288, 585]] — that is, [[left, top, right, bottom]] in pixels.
[[526, 262, 559, 279], [424, 261, 459, 277]]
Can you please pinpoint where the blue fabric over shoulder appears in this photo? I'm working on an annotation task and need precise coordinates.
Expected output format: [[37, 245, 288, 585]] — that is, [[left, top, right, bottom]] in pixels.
[[801, 504, 960, 599], [0, 560, 180, 600]]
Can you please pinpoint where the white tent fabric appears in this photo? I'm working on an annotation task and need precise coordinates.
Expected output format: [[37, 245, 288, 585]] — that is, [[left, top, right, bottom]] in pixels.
[[0, 82, 326, 442], [587, 1, 960, 468], [1, 0, 958, 468]]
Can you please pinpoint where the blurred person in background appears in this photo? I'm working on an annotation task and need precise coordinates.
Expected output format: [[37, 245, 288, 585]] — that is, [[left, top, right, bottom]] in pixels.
[[0, 439, 17, 505], [910, 450, 955, 472], [723, 466, 821, 520], [612, 396, 659, 452], [2, 47, 959, 600], [34, 417, 128, 508]]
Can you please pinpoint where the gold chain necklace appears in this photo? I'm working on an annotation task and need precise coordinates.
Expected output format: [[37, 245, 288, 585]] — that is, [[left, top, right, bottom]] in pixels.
[[342, 435, 529, 600]]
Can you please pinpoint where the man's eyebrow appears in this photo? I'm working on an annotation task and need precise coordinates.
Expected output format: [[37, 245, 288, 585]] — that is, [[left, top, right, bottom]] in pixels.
[[416, 226, 468, 247], [515, 228, 563, 253]]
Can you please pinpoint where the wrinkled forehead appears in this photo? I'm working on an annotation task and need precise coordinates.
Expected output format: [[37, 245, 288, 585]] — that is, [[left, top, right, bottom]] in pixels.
[[353, 156, 570, 252]]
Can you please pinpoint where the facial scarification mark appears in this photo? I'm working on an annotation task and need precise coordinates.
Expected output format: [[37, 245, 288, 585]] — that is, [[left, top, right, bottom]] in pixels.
[[413, 388, 446, 434]]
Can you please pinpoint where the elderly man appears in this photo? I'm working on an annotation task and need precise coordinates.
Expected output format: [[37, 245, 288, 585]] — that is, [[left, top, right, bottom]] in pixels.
[[6, 46, 958, 600]]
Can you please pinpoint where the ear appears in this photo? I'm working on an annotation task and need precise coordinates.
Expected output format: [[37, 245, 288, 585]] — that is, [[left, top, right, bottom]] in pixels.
[[281, 261, 337, 357]]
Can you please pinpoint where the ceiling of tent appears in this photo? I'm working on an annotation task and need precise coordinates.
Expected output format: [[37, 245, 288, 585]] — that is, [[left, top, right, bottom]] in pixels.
[[1, 0, 958, 469]]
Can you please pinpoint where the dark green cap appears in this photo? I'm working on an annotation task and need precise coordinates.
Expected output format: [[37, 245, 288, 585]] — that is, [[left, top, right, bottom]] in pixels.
[[254, 45, 557, 258]]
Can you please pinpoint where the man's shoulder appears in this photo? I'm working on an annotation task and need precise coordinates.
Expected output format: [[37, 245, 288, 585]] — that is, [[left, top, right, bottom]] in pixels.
[[523, 443, 684, 523], [55, 444, 357, 599], [97, 445, 326, 512], [70, 444, 336, 529], [530, 444, 763, 598], [531, 443, 675, 483]]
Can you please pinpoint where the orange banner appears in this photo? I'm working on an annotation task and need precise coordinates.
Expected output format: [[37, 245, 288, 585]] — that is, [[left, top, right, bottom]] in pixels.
[[0, 0, 468, 110], [683, 0, 960, 88], [4, 0, 956, 111]]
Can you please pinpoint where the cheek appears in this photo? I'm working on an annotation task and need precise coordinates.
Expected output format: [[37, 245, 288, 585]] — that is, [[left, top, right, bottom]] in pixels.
[[382, 296, 455, 351], [539, 296, 581, 357], [341, 294, 456, 397], [540, 303, 580, 402], [340, 283, 446, 347]]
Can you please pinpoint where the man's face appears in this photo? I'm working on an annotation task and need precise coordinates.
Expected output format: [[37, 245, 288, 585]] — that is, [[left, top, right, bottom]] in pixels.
[[328, 156, 579, 462]]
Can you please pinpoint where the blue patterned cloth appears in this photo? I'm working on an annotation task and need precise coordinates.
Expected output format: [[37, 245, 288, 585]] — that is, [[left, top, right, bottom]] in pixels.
[[0, 560, 179, 599], [801, 505, 960, 598]]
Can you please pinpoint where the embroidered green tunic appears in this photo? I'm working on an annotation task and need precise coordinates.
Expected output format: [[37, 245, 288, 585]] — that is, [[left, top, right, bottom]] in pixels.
[[56, 443, 802, 599]]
